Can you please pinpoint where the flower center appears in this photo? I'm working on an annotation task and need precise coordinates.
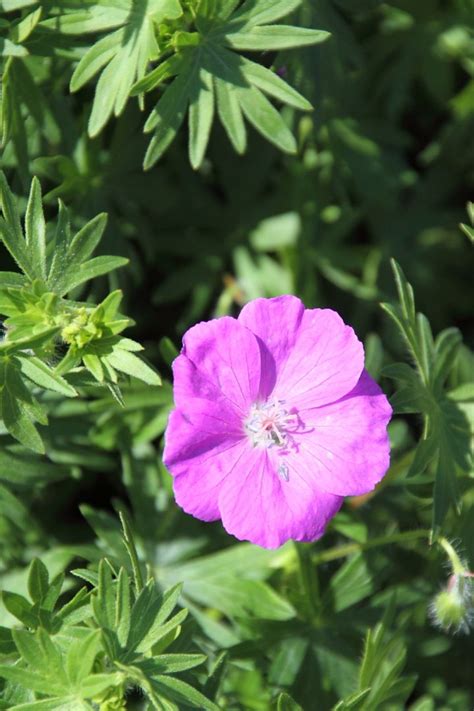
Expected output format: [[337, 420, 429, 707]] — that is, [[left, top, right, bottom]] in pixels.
[[244, 399, 297, 449]]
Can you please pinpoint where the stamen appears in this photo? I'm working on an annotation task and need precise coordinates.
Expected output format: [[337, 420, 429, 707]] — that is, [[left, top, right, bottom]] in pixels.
[[278, 462, 289, 482], [244, 399, 298, 450]]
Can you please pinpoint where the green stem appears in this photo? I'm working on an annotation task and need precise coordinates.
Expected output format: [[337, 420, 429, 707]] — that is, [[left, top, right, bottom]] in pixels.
[[438, 537, 466, 575], [311, 529, 432, 566]]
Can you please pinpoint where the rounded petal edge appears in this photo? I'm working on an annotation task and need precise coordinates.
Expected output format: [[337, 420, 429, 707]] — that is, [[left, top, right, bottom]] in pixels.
[[297, 370, 393, 497], [180, 316, 263, 413], [217, 447, 344, 549], [164, 401, 246, 522]]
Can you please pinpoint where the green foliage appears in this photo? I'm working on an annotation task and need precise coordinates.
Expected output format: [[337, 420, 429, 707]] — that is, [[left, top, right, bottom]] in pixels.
[[460, 201, 474, 242], [381, 260, 472, 535], [347, 601, 416, 710], [133, 0, 327, 168], [333, 601, 417, 711], [0, 520, 217, 710], [0, 173, 160, 450], [1, 0, 327, 169]]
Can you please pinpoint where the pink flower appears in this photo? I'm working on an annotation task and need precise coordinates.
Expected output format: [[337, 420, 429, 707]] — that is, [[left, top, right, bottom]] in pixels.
[[163, 296, 392, 549]]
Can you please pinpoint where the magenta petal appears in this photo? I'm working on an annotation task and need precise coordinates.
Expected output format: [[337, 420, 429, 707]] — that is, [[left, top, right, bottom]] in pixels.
[[296, 371, 392, 497], [239, 298, 364, 407], [181, 317, 262, 413], [172, 354, 228, 410], [274, 308, 364, 408], [239, 295, 304, 374], [217, 447, 343, 548], [164, 400, 246, 521]]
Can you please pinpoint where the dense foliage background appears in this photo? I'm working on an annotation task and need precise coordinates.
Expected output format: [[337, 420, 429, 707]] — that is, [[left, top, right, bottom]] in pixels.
[[0, 1, 473, 709]]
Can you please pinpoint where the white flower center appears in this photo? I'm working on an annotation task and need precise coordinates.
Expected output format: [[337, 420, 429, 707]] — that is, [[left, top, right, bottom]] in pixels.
[[244, 399, 297, 449]]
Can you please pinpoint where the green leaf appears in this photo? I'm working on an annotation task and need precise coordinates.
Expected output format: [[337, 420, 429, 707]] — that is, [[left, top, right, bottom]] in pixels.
[[65, 630, 102, 684], [0, 172, 32, 278], [432, 327, 462, 391], [225, 26, 330, 52], [25, 177, 46, 280], [2, 0, 42, 9], [416, 313, 435, 379], [80, 672, 124, 699], [198, 0, 241, 22], [237, 85, 297, 153], [106, 348, 161, 385], [117, 508, 145, 594], [62, 0, 183, 136], [130, 53, 185, 95], [92, 559, 116, 630], [333, 688, 371, 711], [132, 584, 184, 655], [125, 581, 183, 654], [406, 436, 439, 478], [118, 337, 143, 353], [42, 573, 65, 613], [180, 572, 295, 620], [224, 0, 302, 28], [459, 201, 474, 243], [10, 7, 42, 44], [250, 212, 301, 250], [391, 259, 416, 324], [0, 448, 71, 485], [270, 639, 308, 686], [13, 628, 66, 681], [324, 554, 374, 613], [0, 37, 28, 58], [431, 396, 470, 534], [0, 625, 15, 656], [17, 356, 77, 397], [214, 76, 247, 153], [57, 255, 129, 295], [9, 700, 83, 711], [115, 567, 131, 647], [0, 272, 27, 288], [189, 66, 215, 170], [70, 31, 122, 92], [144, 68, 194, 169], [2, 591, 36, 627], [56, 586, 90, 625], [144, 653, 207, 674], [150, 674, 219, 711], [67, 213, 108, 269], [27, 558, 49, 604], [277, 692, 304, 711], [83, 353, 104, 382], [240, 58, 312, 110], [1, 381, 44, 453], [1, 326, 60, 355], [0, 666, 63, 697], [100, 290, 123, 321]]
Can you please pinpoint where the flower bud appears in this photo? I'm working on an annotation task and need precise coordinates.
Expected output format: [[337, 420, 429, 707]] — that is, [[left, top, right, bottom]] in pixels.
[[430, 573, 473, 634], [429, 538, 474, 635]]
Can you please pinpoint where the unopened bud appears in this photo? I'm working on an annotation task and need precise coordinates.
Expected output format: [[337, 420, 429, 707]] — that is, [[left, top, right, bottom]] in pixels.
[[430, 573, 473, 634], [429, 538, 474, 635]]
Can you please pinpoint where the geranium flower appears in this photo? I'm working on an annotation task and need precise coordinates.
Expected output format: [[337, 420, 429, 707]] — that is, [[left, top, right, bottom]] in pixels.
[[164, 296, 392, 549]]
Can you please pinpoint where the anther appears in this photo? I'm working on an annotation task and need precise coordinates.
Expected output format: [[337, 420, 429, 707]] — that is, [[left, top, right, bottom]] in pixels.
[[278, 462, 289, 482], [244, 399, 298, 450]]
